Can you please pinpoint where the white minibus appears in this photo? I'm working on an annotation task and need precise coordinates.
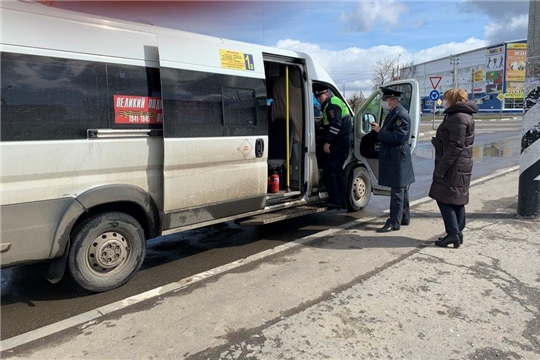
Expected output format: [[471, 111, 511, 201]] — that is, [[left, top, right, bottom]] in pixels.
[[1, 1, 420, 292]]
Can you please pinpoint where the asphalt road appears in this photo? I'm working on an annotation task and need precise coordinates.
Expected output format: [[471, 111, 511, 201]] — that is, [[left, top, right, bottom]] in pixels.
[[0, 118, 523, 341]]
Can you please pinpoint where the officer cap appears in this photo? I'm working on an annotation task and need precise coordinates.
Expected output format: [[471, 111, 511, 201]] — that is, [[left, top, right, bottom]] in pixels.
[[314, 89, 329, 97], [380, 87, 403, 99]]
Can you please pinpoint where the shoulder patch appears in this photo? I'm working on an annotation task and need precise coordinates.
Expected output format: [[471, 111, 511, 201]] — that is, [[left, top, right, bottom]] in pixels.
[[396, 119, 402, 126], [329, 109, 335, 118]]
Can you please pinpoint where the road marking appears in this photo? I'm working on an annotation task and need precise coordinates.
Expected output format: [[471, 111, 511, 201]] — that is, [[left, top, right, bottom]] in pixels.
[[0, 165, 521, 352], [1, 217, 376, 351]]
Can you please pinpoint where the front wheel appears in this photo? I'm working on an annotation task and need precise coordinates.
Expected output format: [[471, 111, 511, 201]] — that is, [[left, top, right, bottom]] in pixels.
[[347, 166, 372, 212], [68, 211, 146, 293]]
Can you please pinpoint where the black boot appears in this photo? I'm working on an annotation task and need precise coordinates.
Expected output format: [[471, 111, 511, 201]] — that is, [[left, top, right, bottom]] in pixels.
[[438, 232, 463, 244], [435, 234, 461, 248]]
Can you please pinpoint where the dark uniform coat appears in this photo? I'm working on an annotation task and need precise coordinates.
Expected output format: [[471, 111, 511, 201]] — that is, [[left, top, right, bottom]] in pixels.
[[319, 95, 352, 208], [429, 101, 478, 205], [377, 104, 415, 188]]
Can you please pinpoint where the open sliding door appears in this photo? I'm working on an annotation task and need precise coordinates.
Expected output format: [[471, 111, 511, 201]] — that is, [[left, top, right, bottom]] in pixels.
[[263, 53, 308, 200]]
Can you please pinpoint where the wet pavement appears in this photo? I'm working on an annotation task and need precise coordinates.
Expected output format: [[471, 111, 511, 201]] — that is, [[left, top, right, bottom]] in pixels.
[[2, 168, 538, 359]]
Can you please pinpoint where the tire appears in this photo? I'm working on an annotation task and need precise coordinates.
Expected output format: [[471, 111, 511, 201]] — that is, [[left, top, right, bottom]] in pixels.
[[347, 166, 372, 212], [68, 211, 146, 293]]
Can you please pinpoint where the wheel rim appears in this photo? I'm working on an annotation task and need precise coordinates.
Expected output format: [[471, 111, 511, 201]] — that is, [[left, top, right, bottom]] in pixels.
[[86, 231, 130, 275], [352, 175, 367, 203]]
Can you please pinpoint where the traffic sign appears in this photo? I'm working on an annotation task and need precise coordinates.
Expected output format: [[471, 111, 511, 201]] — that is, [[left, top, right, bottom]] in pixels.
[[497, 93, 505, 101], [436, 99, 442, 105], [429, 90, 440, 101], [429, 76, 442, 89]]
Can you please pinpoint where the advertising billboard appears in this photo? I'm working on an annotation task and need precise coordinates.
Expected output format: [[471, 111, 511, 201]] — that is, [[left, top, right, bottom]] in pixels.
[[504, 42, 527, 99], [505, 43, 527, 82], [485, 46, 504, 94], [473, 70, 484, 82], [505, 82, 525, 99]]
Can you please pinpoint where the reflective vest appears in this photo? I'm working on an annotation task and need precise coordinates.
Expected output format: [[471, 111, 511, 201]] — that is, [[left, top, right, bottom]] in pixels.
[[322, 96, 350, 125]]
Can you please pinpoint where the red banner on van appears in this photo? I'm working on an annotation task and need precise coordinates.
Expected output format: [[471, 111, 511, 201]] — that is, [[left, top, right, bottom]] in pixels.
[[114, 95, 163, 124]]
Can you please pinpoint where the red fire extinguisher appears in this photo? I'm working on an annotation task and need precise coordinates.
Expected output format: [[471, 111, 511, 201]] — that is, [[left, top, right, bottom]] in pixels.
[[268, 172, 280, 193]]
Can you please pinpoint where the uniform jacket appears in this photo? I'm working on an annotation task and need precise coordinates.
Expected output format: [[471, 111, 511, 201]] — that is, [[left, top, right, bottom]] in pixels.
[[429, 101, 478, 205], [377, 104, 415, 188], [321, 96, 352, 145]]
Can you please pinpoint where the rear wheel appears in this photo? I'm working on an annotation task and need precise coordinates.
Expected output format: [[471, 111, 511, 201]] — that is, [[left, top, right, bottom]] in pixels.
[[68, 212, 146, 293], [347, 166, 372, 212]]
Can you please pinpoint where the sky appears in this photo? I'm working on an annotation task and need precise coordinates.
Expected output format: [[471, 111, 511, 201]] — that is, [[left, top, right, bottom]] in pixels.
[[48, 0, 530, 97]]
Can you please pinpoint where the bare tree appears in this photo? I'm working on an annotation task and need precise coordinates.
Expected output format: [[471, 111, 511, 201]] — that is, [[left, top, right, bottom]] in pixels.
[[399, 61, 415, 79], [347, 91, 365, 113], [371, 58, 397, 90]]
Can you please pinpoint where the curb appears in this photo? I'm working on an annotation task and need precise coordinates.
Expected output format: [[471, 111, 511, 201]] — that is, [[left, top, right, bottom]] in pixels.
[[418, 130, 436, 138]]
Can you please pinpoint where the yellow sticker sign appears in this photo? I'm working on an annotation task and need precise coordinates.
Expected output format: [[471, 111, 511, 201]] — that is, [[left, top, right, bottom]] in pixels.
[[219, 49, 255, 71], [497, 93, 505, 101], [473, 70, 484, 82]]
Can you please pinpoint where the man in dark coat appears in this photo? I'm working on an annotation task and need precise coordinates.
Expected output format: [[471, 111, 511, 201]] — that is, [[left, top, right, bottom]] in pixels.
[[370, 87, 415, 232]]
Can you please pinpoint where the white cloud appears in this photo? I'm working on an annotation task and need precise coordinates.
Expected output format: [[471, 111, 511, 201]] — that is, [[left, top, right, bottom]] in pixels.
[[340, 0, 408, 32], [275, 37, 489, 96], [275, 39, 405, 95], [459, 0, 529, 19], [459, 0, 529, 44], [484, 14, 529, 44], [412, 37, 488, 64]]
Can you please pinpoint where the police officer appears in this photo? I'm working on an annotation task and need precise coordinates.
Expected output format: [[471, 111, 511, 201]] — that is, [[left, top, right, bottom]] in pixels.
[[315, 89, 352, 210], [370, 87, 415, 232]]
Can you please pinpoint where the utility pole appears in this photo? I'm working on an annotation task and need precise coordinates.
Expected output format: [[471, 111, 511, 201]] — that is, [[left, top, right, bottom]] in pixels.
[[342, 82, 346, 98], [518, 0, 540, 217], [396, 54, 401, 80], [450, 55, 459, 88], [471, 69, 475, 100]]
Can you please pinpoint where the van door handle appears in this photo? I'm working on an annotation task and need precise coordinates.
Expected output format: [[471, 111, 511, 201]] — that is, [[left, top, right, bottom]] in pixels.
[[255, 138, 264, 158]]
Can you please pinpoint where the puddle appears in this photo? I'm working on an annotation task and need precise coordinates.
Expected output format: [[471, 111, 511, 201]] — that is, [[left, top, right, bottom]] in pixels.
[[416, 140, 519, 161]]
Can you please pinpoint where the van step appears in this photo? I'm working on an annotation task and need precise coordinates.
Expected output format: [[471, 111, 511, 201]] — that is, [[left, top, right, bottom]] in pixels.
[[236, 205, 328, 225]]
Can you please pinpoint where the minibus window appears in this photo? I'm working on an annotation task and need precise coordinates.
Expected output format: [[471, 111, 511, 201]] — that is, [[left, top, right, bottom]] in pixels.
[[107, 64, 162, 128], [1, 53, 105, 141], [222, 87, 257, 126]]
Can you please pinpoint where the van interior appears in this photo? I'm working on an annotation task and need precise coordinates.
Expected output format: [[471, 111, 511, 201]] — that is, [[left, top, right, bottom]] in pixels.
[[264, 61, 305, 203]]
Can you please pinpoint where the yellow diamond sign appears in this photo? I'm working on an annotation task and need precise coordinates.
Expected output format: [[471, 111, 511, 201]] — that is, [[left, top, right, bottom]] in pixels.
[[436, 99, 442, 105], [497, 93, 505, 101]]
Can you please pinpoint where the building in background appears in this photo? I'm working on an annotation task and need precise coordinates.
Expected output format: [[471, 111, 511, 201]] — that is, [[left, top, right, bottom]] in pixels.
[[401, 39, 527, 114]]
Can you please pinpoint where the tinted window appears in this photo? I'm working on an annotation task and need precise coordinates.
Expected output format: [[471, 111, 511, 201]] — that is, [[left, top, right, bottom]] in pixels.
[[107, 64, 162, 128], [223, 86, 257, 126], [1, 52, 107, 141], [161, 68, 267, 138]]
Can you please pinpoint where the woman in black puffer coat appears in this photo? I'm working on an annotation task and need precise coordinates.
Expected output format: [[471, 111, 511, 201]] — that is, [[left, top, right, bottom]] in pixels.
[[429, 88, 478, 248]]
